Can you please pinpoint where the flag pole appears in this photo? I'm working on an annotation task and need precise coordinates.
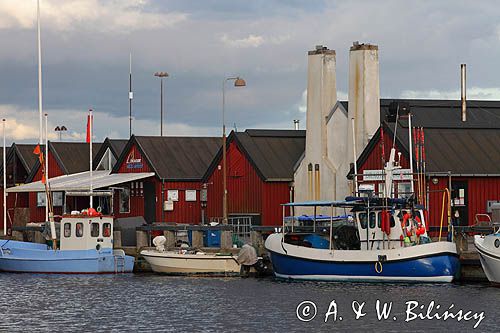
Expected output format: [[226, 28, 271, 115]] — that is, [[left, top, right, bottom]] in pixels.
[[3, 119, 6, 236], [89, 109, 93, 208]]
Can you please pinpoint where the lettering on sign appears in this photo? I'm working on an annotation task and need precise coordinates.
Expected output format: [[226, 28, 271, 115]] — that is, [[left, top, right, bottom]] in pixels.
[[126, 150, 143, 169]]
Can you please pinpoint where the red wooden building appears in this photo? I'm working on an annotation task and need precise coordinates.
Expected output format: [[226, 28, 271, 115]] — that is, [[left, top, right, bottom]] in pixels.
[[352, 99, 500, 231], [111, 135, 221, 224], [25, 141, 103, 222], [1, 143, 39, 232], [203, 129, 305, 226]]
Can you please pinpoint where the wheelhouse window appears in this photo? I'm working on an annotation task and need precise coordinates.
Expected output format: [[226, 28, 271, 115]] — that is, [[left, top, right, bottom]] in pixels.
[[103, 223, 111, 237], [119, 186, 130, 213], [397, 182, 412, 199], [369, 212, 376, 229], [63, 223, 71, 238], [76, 223, 83, 237], [359, 213, 367, 229], [91, 223, 99, 237]]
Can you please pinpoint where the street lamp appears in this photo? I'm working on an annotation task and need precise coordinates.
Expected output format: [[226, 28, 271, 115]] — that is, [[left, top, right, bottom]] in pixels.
[[222, 76, 246, 224], [154, 71, 169, 136], [54, 125, 67, 141]]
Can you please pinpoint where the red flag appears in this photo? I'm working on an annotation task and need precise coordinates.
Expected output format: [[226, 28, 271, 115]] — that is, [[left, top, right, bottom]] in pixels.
[[33, 145, 46, 184], [86, 114, 93, 143]]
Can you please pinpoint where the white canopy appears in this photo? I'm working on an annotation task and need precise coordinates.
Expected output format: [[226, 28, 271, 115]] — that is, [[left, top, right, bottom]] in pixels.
[[6, 170, 155, 193]]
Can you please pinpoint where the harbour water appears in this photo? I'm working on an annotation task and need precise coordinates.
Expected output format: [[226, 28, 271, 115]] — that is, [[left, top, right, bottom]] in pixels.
[[0, 273, 498, 332]]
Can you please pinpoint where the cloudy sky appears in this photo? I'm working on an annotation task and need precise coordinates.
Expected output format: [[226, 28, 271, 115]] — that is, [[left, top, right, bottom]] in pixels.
[[1, 0, 500, 143]]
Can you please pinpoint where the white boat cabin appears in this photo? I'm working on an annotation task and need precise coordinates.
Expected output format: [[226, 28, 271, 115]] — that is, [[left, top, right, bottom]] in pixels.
[[355, 209, 428, 250], [59, 215, 114, 251]]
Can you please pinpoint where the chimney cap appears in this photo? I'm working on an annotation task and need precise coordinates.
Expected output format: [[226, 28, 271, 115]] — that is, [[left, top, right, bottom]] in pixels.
[[350, 42, 378, 51], [308, 45, 335, 55]]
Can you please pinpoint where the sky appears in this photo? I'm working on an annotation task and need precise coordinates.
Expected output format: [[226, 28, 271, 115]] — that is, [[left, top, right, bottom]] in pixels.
[[1, 0, 500, 143]]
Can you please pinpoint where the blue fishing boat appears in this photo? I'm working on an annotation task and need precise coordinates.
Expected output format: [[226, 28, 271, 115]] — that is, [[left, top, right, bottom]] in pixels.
[[265, 199, 459, 283], [0, 213, 134, 274], [265, 132, 460, 282]]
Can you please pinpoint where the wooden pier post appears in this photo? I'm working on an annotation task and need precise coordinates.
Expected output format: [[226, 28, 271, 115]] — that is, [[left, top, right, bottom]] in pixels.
[[191, 230, 204, 248], [34, 230, 46, 244], [163, 230, 176, 249], [136, 230, 149, 251], [250, 230, 265, 256], [12, 230, 23, 241], [220, 230, 232, 250], [113, 230, 122, 248]]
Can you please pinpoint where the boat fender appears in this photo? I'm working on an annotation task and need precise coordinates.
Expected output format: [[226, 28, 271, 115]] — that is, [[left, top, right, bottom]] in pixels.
[[375, 261, 383, 274]]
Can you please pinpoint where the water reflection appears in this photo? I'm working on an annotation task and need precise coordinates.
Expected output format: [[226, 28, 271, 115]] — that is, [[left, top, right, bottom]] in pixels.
[[0, 274, 498, 332]]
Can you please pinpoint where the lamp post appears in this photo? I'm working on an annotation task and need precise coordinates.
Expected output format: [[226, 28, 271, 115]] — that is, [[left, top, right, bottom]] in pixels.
[[222, 76, 246, 224], [154, 71, 169, 136], [54, 125, 67, 141]]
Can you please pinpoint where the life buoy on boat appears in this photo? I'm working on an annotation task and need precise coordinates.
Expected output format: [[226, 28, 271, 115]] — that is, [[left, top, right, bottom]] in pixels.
[[375, 261, 383, 274]]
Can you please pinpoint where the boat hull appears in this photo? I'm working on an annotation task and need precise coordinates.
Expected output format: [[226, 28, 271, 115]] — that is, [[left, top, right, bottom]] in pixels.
[[265, 233, 460, 283], [474, 234, 500, 284], [0, 240, 134, 274], [141, 250, 241, 275]]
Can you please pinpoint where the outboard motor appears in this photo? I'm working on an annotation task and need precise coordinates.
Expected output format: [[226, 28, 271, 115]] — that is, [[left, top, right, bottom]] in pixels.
[[152, 235, 166, 252], [237, 244, 268, 277]]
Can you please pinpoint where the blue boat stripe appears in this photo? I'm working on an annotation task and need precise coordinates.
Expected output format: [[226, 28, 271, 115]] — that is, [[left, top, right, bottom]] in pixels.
[[270, 249, 459, 264]]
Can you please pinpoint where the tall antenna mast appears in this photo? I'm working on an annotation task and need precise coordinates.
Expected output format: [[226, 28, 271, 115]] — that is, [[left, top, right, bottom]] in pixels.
[[129, 53, 133, 137]]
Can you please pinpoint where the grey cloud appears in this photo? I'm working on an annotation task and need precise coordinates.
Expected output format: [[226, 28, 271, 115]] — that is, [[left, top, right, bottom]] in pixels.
[[2, 0, 500, 141]]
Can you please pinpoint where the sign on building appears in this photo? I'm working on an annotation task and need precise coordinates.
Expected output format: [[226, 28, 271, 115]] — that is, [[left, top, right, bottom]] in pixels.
[[167, 190, 179, 201]]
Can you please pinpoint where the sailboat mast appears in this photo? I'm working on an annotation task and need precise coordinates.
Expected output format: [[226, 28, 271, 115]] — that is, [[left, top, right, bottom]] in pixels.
[[45, 113, 49, 222], [89, 109, 93, 208], [2, 119, 6, 236], [37, 0, 43, 145]]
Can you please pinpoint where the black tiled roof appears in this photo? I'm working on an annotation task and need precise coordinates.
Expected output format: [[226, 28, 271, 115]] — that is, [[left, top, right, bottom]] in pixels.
[[27, 142, 102, 181], [108, 139, 128, 158], [14, 144, 39, 173], [340, 99, 500, 129], [389, 124, 500, 175], [93, 138, 128, 166], [50, 142, 102, 174], [235, 130, 306, 181], [203, 129, 306, 182], [114, 136, 221, 181]]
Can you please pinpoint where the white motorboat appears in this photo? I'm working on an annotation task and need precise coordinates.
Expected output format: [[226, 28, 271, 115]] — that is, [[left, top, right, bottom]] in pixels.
[[474, 225, 500, 284], [140, 236, 242, 275], [141, 250, 241, 275]]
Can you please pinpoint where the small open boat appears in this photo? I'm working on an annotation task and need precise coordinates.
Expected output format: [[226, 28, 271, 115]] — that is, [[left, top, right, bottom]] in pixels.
[[474, 224, 500, 284], [141, 250, 241, 275], [141, 236, 242, 275], [0, 213, 135, 274]]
